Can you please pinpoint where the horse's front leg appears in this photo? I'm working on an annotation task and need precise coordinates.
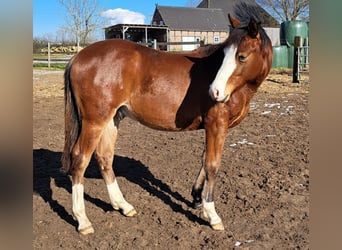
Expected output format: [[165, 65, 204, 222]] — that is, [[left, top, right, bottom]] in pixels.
[[200, 104, 229, 231], [191, 163, 205, 208]]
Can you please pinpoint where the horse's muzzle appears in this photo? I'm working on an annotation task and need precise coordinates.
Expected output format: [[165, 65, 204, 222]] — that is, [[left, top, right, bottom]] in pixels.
[[209, 89, 230, 103]]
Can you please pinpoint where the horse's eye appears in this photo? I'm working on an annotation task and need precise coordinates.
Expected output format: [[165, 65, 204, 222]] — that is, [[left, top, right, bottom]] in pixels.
[[238, 54, 247, 62]]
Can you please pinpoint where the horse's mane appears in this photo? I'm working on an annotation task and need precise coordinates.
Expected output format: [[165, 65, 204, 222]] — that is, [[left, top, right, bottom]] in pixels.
[[232, 2, 271, 50], [194, 3, 271, 57], [193, 43, 222, 56]]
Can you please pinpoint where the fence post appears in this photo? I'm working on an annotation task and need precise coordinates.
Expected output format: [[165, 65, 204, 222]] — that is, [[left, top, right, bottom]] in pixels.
[[292, 36, 302, 83], [153, 39, 157, 50], [48, 42, 51, 68]]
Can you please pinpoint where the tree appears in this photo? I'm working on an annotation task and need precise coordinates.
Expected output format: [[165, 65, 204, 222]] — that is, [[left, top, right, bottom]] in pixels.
[[59, 0, 102, 45], [187, 0, 201, 7], [256, 0, 309, 22]]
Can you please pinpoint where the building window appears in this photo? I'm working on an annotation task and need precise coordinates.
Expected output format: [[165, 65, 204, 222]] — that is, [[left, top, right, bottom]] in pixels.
[[214, 36, 220, 43]]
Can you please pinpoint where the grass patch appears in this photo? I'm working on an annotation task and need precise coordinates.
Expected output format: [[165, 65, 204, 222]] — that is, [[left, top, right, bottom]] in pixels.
[[33, 53, 73, 59], [33, 63, 67, 69], [270, 68, 292, 74]]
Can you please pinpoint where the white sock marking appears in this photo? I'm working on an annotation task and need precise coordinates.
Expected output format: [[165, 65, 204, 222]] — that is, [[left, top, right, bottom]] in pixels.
[[107, 179, 135, 215], [203, 200, 222, 225], [209, 45, 237, 102], [72, 184, 92, 230]]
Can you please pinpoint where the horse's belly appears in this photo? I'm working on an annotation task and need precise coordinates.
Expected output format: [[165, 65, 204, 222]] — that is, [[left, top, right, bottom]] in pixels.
[[126, 109, 198, 131], [128, 110, 180, 131], [127, 98, 202, 131]]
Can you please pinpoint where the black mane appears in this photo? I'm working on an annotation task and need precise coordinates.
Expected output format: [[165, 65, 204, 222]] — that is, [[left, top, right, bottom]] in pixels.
[[232, 2, 271, 50], [196, 2, 271, 57], [233, 2, 264, 28]]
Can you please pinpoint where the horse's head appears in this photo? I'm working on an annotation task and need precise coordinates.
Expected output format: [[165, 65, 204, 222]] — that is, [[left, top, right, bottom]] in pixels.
[[209, 14, 273, 102]]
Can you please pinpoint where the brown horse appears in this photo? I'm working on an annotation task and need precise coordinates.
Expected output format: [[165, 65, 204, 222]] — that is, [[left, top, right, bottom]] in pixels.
[[61, 14, 272, 234]]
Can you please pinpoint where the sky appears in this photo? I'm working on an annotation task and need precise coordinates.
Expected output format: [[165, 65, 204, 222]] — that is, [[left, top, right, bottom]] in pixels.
[[33, 0, 199, 39]]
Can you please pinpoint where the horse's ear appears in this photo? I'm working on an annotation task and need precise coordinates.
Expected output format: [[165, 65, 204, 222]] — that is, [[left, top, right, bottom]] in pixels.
[[228, 14, 240, 29], [248, 18, 259, 38]]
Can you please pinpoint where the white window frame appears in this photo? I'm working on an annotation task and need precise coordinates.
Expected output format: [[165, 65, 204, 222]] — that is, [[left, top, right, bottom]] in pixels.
[[214, 36, 220, 44]]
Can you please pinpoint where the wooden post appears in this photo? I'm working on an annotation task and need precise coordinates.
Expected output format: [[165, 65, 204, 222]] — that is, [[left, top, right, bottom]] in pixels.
[[292, 36, 302, 83], [47, 42, 50, 68], [153, 39, 157, 50], [166, 29, 170, 51], [122, 26, 129, 40]]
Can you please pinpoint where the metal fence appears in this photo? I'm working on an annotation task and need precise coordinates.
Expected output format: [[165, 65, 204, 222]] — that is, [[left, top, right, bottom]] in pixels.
[[298, 46, 309, 70], [135, 39, 204, 51], [33, 40, 205, 67], [293, 45, 309, 83], [293, 35, 309, 83]]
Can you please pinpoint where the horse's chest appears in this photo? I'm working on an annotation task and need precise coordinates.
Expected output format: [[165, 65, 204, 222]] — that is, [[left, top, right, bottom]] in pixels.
[[227, 95, 251, 128]]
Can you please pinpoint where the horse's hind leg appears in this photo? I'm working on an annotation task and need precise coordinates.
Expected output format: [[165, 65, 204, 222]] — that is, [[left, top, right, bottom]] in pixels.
[[71, 121, 104, 235], [95, 119, 137, 217]]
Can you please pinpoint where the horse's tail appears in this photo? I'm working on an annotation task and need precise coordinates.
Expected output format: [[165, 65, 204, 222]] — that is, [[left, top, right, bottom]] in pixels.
[[61, 57, 80, 174]]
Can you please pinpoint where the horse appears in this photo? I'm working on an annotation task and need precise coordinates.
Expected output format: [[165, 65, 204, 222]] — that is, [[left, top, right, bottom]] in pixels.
[[61, 13, 273, 235]]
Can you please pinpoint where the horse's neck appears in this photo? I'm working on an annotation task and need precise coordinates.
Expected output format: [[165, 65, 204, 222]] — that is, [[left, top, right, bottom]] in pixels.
[[226, 86, 256, 128]]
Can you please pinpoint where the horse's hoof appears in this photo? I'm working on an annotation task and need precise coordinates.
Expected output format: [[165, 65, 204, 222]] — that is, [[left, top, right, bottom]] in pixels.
[[112, 205, 120, 211], [192, 200, 203, 209], [211, 222, 225, 231], [79, 225, 95, 235], [125, 209, 137, 217]]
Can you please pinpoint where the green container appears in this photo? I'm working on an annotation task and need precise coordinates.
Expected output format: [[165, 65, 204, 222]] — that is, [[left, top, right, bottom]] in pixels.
[[280, 21, 309, 46], [287, 45, 294, 68], [272, 46, 288, 68]]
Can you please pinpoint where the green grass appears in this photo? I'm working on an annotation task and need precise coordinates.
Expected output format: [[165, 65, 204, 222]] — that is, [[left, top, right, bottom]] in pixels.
[[33, 53, 73, 59], [33, 63, 67, 69]]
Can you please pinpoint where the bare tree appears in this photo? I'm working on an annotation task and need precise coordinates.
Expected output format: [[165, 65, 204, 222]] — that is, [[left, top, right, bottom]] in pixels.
[[187, 0, 201, 7], [59, 0, 102, 45], [256, 0, 309, 22]]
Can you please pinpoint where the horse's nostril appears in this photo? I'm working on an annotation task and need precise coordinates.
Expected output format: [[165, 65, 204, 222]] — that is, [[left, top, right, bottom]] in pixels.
[[209, 88, 220, 100]]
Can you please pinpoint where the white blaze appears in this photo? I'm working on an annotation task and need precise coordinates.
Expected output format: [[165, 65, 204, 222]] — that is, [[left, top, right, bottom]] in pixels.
[[209, 45, 237, 102]]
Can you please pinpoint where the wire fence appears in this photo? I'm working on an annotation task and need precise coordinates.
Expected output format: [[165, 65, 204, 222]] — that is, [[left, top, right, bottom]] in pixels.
[[33, 42, 91, 67], [33, 40, 205, 68]]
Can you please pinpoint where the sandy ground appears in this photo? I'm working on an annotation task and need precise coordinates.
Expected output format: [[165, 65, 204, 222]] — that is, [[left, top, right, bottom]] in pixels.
[[33, 69, 309, 249]]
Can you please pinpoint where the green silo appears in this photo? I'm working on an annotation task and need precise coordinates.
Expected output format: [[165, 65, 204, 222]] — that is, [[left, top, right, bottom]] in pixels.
[[272, 46, 288, 68], [280, 21, 309, 46]]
